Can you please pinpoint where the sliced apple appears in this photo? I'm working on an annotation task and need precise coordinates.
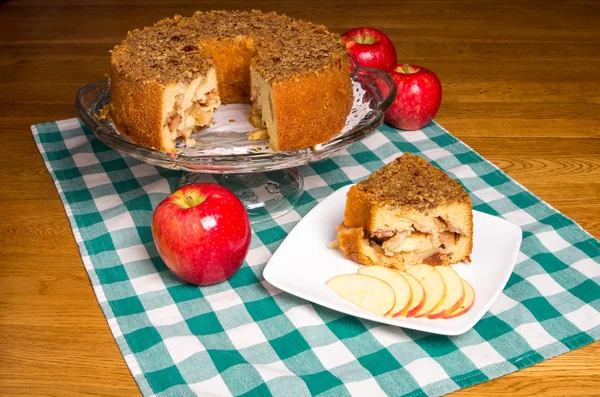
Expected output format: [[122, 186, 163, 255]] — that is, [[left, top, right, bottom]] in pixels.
[[405, 264, 446, 318], [398, 271, 426, 317], [326, 274, 396, 316], [427, 266, 465, 319], [357, 266, 412, 317], [444, 279, 475, 318]]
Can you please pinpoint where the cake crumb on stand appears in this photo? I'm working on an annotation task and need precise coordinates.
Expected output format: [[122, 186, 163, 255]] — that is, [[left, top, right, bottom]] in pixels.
[[248, 128, 268, 141]]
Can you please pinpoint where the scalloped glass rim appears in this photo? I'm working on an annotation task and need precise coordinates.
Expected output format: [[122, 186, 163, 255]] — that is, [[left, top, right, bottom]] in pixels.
[[75, 67, 396, 174]]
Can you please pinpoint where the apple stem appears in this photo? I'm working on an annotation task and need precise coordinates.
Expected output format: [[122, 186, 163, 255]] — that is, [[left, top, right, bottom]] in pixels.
[[355, 33, 377, 45], [403, 64, 411, 74], [185, 196, 195, 208]]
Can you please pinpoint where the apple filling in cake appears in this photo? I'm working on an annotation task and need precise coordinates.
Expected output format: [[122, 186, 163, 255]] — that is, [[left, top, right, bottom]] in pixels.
[[162, 69, 220, 143], [337, 213, 469, 270]]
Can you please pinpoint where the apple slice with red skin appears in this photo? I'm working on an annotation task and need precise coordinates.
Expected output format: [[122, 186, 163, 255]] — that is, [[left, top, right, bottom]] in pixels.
[[326, 274, 396, 316], [358, 266, 412, 317], [427, 266, 465, 319], [398, 271, 426, 318], [405, 264, 446, 318], [444, 279, 475, 318]]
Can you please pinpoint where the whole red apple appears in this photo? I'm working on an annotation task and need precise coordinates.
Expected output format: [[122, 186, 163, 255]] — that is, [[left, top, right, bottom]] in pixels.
[[152, 183, 251, 286], [385, 64, 442, 130], [342, 27, 397, 72]]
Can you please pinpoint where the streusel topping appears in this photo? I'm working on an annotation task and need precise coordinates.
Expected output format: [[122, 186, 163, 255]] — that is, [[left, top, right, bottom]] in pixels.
[[110, 10, 347, 84], [357, 153, 471, 210]]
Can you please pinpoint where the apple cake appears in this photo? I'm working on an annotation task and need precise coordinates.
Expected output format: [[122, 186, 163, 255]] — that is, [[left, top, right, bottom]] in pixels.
[[109, 10, 354, 153], [334, 153, 473, 270]]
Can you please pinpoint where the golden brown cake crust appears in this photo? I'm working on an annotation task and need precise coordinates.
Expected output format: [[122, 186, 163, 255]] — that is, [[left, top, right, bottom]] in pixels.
[[343, 183, 377, 232], [337, 227, 375, 266], [271, 51, 353, 151], [108, 70, 166, 151], [201, 37, 256, 104], [109, 10, 353, 153], [356, 153, 471, 211]]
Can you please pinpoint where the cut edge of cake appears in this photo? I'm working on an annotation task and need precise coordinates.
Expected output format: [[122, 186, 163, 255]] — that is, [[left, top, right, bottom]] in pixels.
[[249, 67, 278, 149], [161, 68, 220, 152]]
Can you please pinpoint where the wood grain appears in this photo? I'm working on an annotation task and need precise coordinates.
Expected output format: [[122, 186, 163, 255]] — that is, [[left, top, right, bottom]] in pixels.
[[0, 0, 598, 396]]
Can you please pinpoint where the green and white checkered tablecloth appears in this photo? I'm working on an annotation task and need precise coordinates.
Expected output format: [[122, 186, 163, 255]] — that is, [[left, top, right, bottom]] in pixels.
[[32, 118, 600, 397]]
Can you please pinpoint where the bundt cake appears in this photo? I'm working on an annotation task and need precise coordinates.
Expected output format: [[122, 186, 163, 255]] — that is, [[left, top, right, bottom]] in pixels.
[[109, 10, 354, 153]]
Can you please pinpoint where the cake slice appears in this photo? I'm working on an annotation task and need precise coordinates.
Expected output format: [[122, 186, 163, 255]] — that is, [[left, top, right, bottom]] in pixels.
[[336, 153, 473, 271]]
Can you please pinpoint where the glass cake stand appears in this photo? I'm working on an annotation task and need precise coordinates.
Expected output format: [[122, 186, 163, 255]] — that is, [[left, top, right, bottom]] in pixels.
[[76, 67, 396, 223]]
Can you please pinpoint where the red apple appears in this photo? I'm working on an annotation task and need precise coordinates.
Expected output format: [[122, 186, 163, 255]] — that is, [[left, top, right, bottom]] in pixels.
[[385, 64, 442, 130], [342, 27, 397, 72], [152, 183, 251, 286]]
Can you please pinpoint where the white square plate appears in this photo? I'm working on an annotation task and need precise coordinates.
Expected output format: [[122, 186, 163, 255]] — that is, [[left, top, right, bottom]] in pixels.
[[263, 184, 523, 335]]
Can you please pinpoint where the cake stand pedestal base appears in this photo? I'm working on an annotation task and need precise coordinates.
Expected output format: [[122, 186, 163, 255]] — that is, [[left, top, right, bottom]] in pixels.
[[180, 168, 304, 224]]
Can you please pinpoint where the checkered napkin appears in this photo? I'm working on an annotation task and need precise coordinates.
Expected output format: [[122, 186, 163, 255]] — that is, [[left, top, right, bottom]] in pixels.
[[32, 118, 600, 397]]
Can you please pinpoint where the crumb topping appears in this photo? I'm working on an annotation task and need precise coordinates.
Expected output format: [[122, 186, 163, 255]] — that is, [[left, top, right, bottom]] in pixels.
[[357, 153, 471, 210], [94, 104, 110, 120], [110, 10, 346, 84]]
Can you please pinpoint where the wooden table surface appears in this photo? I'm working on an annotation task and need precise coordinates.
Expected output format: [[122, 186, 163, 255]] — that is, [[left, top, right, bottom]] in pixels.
[[1, 0, 599, 395]]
